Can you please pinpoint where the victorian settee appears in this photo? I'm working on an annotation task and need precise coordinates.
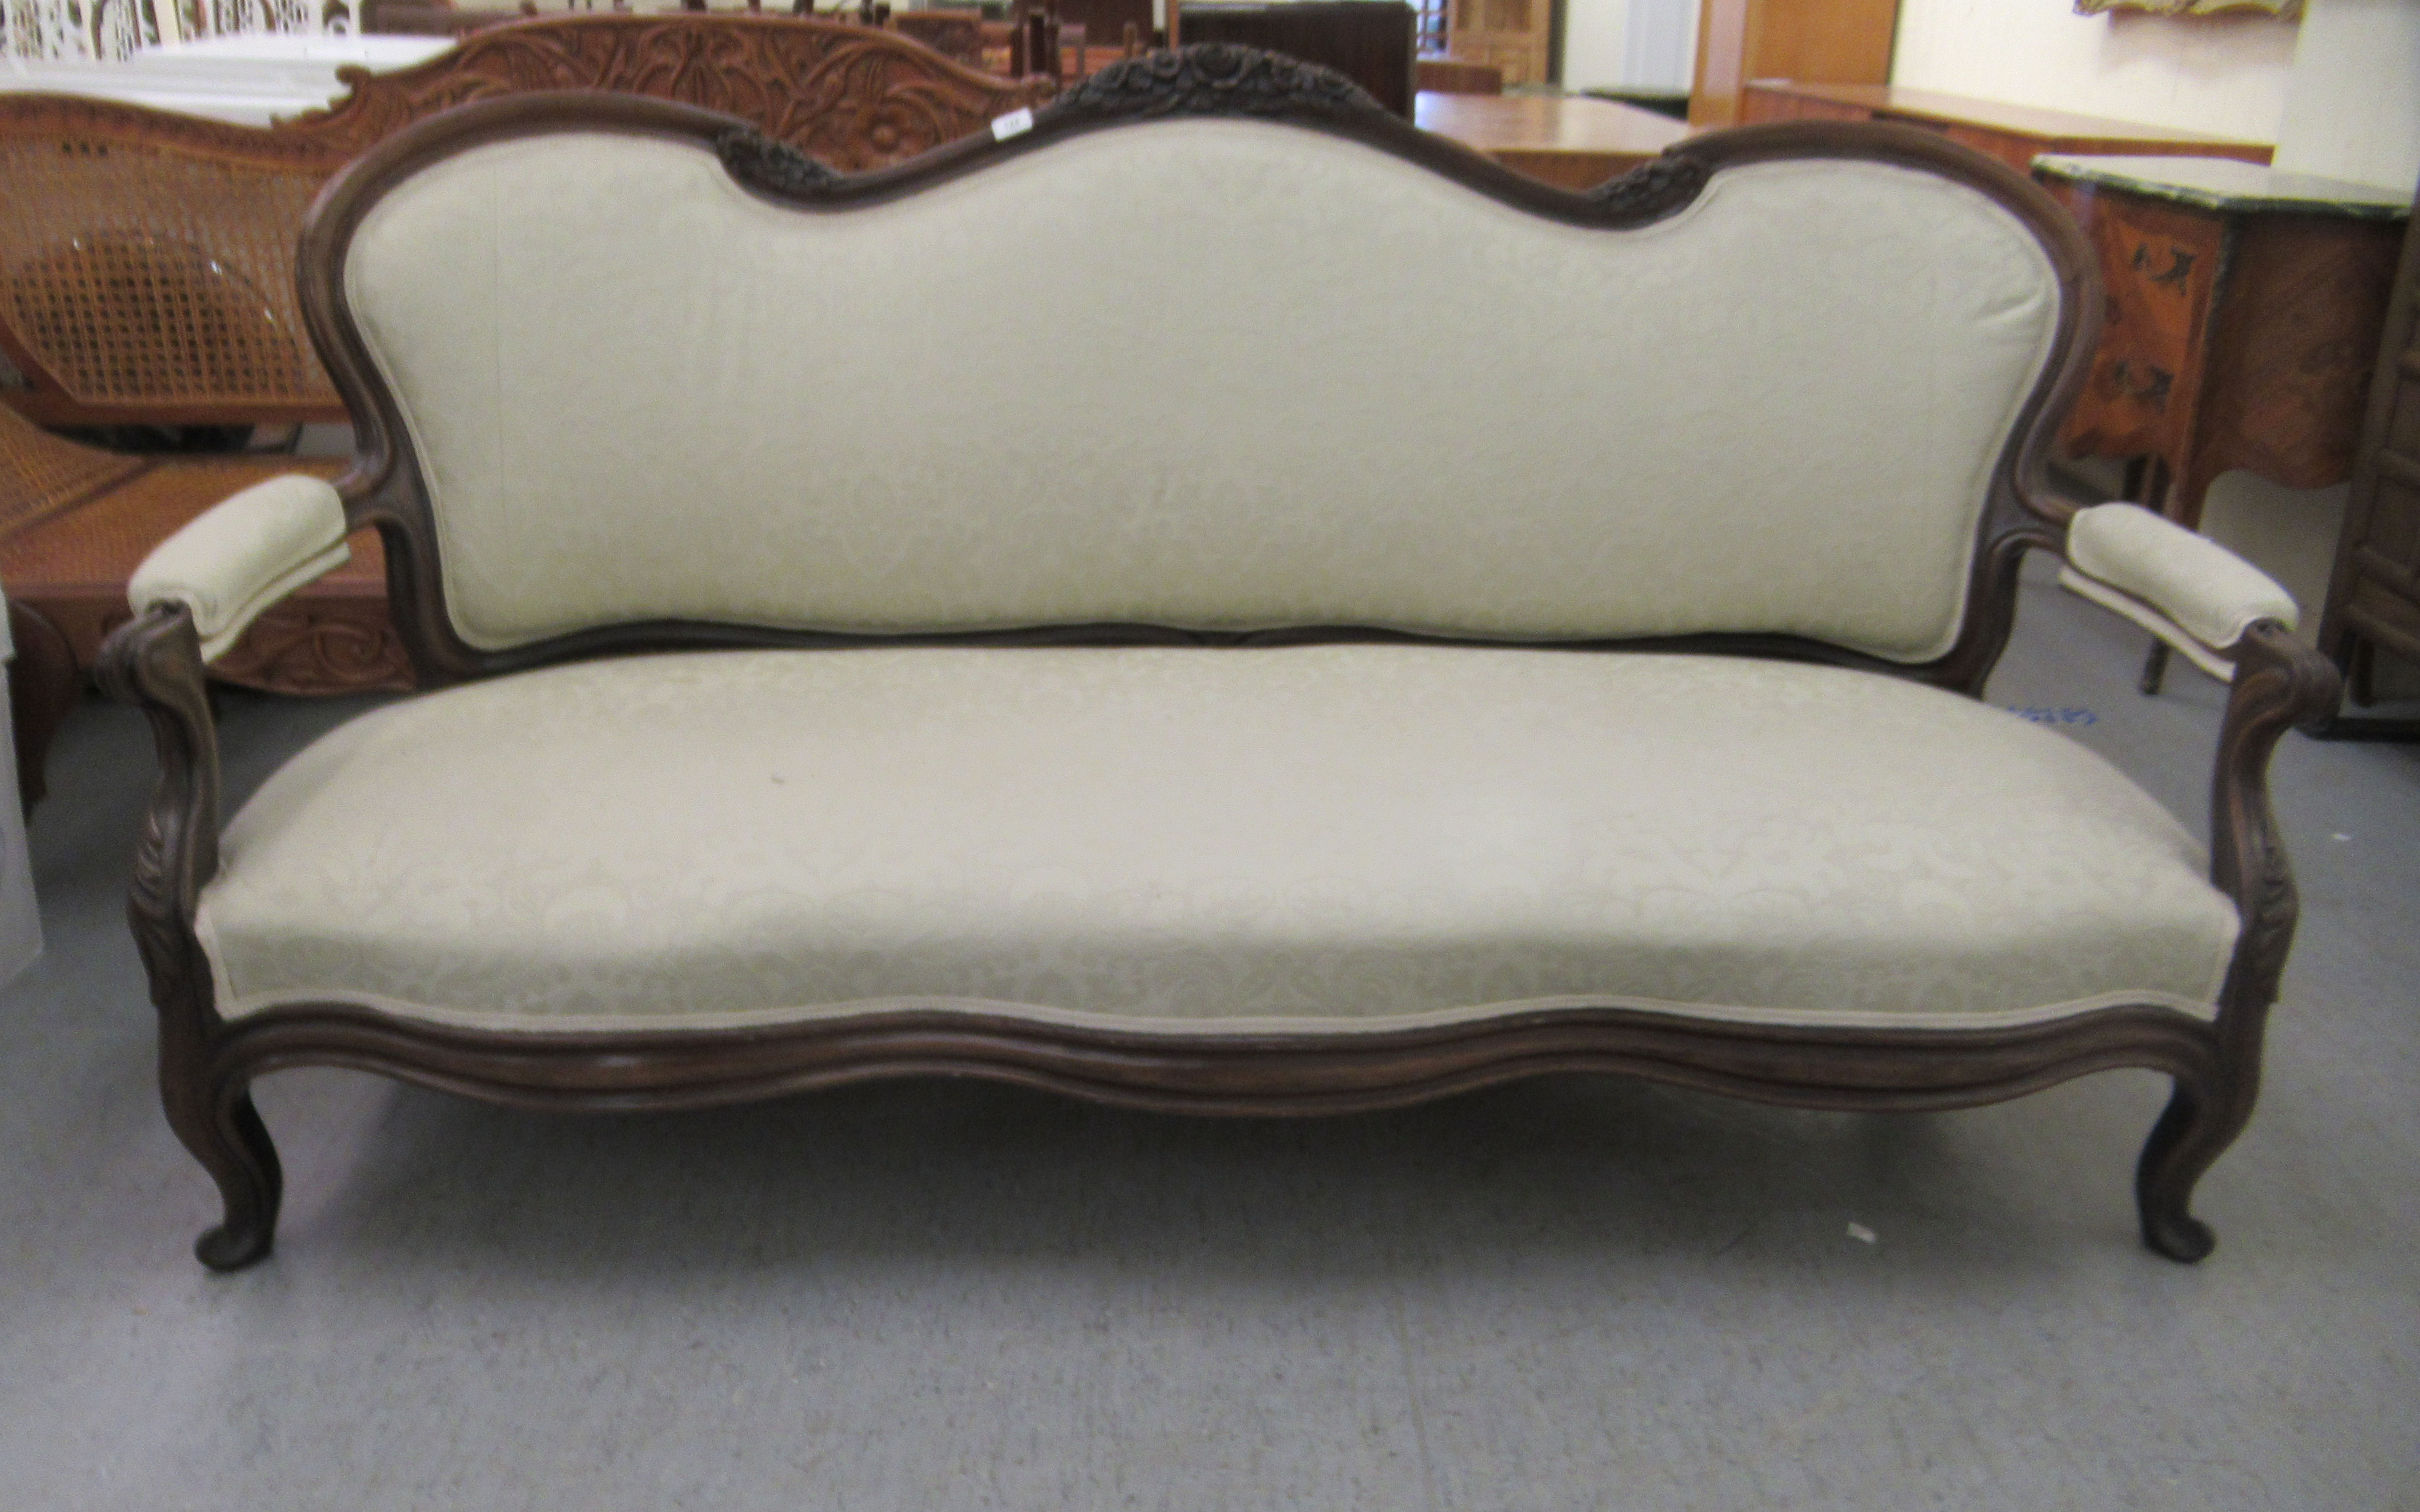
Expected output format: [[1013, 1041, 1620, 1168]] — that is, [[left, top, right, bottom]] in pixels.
[[102, 50, 2337, 1270]]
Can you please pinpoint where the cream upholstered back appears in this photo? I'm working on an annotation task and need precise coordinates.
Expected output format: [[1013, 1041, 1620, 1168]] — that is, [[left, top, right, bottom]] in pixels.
[[338, 117, 2065, 661]]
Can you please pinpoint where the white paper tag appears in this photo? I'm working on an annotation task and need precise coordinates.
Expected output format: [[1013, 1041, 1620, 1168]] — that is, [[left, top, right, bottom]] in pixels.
[[991, 108, 1035, 142]]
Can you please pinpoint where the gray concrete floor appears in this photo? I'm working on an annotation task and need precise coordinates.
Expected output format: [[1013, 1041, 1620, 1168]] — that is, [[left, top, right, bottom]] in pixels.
[[2, 558, 2416, 1511]]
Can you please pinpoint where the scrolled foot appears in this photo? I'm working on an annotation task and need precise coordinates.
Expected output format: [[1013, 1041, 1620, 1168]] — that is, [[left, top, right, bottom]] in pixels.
[[2134, 1080, 2238, 1265], [195, 1215, 276, 1271], [2138, 1202, 2215, 1264], [169, 1085, 284, 1272]]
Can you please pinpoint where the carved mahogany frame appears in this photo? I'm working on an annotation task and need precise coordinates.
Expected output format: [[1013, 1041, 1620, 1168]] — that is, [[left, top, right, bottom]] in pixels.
[[102, 49, 2339, 1271]]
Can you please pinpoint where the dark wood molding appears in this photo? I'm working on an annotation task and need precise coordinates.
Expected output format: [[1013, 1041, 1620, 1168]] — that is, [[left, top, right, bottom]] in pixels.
[[107, 59, 2315, 1270], [216, 999, 2221, 1126]]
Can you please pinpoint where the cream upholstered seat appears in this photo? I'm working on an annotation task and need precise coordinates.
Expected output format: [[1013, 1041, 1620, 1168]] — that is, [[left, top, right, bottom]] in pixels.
[[198, 643, 2236, 1032]]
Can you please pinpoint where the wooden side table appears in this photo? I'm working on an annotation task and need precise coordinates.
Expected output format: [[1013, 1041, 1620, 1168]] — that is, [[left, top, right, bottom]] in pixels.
[[2032, 155, 2410, 691]]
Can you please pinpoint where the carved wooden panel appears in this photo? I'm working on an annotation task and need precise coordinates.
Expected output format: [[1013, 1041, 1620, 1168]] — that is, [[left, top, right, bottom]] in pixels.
[[206, 595, 417, 696], [282, 14, 1056, 170]]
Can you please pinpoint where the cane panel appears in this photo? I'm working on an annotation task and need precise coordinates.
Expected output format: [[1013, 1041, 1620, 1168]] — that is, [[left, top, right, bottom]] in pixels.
[[0, 140, 329, 423], [0, 395, 147, 535]]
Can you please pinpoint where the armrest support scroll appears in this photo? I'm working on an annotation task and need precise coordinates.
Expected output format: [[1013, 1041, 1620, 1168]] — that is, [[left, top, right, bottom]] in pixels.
[[2057, 503, 2299, 680], [95, 604, 224, 1028], [128, 475, 350, 663], [2207, 621, 2340, 1015]]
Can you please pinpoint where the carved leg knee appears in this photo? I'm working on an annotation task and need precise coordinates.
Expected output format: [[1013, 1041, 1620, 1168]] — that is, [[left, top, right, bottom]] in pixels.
[[2135, 1077, 2246, 1264], [166, 1078, 284, 1271]]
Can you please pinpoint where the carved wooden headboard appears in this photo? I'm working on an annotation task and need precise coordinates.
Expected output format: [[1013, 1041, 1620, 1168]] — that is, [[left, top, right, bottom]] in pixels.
[[0, 15, 1052, 429]]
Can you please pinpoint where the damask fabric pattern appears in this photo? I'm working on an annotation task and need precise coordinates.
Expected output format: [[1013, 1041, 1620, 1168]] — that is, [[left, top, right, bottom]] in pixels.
[[127, 474, 349, 660], [197, 646, 2237, 1032], [2063, 503, 2298, 651], [342, 122, 2061, 663]]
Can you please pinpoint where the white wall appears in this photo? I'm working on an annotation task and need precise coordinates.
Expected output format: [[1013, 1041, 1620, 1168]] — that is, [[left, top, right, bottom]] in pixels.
[[1562, 0, 1631, 89], [1623, 0, 1694, 90], [2274, 0, 2420, 189], [1562, 0, 1694, 91], [1890, 0, 2298, 140]]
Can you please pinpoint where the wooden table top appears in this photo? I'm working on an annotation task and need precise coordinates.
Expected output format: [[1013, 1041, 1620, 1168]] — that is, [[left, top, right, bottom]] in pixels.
[[1415, 91, 1693, 157], [1744, 80, 2273, 158]]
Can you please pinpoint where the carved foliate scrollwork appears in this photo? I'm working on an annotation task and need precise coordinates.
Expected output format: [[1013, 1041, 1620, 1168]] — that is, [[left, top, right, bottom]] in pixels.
[[2133, 615, 2335, 1261], [96, 601, 288, 1271], [207, 600, 418, 696], [716, 128, 844, 199], [2208, 619, 2341, 1014], [1048, 44, 1386, 124], [1584, 154, 1712, 222], [280, 16, 1055, 171], [93, 606, 222, 1020]]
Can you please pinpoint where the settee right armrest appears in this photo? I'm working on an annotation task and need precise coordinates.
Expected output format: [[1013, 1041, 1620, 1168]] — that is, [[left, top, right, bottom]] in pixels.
[[2055, 503, 2299, 681], [127, 475, 350, 663]]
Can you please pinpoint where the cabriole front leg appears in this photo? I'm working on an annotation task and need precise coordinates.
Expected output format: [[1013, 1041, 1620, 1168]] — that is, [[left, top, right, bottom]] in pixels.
[[2135, 1058, 2255, 1263], [97, 605, 283, 1269], [2132, 619, 2335, 1262], [160, 1050, 284, 1271]]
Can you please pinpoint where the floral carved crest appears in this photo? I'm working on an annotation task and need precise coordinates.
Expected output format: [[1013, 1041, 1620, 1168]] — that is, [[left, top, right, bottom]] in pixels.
[[1048, 44, 1386, 125], [280, 14, 1055, 170]]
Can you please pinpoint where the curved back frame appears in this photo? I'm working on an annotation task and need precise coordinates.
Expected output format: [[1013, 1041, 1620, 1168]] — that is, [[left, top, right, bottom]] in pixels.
[[300, 47, 2100, 692], [0, 14, 1053, 428]]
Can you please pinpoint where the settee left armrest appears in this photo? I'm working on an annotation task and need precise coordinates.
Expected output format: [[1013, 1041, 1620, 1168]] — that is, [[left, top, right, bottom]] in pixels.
[[2056, 503, 2299, 681], [127, 475, 351, 663]]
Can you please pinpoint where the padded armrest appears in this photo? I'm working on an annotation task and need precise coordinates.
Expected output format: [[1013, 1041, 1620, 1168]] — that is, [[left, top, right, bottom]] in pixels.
[[127, 476, 350, 662], [2057, 504, 2299, 681]]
